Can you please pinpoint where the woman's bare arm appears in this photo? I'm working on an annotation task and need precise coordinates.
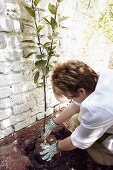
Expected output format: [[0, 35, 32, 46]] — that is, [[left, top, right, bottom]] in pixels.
[[55, 102, 80, 124], [58, 136, 76, 151]]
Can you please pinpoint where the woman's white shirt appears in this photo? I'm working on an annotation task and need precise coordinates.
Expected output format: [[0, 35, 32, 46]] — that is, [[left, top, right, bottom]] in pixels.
[[71, 69, 113, 150]]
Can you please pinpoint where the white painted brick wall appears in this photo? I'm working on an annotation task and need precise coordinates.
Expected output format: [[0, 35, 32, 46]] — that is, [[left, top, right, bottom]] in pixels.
[[0, 18, 21, 32], [0, 73, 24, 86], [0, 110, 34, 129], [0, 0, 113, 139], [13, 100, 36, 115], [0, 127, 14, 139], [0, 87, 11, 99], [0, 108, 12, 121], [0, 49, 24, 62], [14, 115, 36, 131]]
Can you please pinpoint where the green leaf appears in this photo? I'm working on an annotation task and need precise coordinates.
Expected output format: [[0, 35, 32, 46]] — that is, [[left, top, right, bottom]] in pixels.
[[43, 17, 51, 24], [38, 82, 44, 87], [59, 16, 69, 22], [43, 42, 51, 47], [52, 46, 56, 50], [35, 60, 47, 70], [48, 3, 57, 14], [25, 52, 37, 58], [37, 42, 42, 45], [22, 46, 36, 50], [37, 25, 44, 33], [53, 61, 58, 64], [24, 6, 35, 17], [48, 64, 54, 70], [52, 32, 59, 37], [24, 24, 35, 29], [109, 4, 113, 6], [55, 54, 60, 57], [57, 0, 63, 2], [48, 50, 54, 56], [47, 36, 53, 40], [36, 54, 45, 59], [42, 66, 49, 76], [51, 17, 57, 30], [34, 0, 41, 6], [34, 71, 39, 83], [21, 40, 36, 43], [32, 66, 38, 72]]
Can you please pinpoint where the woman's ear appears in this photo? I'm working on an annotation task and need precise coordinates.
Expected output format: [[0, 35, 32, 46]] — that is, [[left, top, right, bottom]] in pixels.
[[77, 88, 86, 96]]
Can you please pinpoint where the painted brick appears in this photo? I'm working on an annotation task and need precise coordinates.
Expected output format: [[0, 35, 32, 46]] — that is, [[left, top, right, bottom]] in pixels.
[[14, 115, 36, 131], [0, 60, 33, 75], [5, 2, 21, 18], [0, 94, 26, 109], [0, 18, 21, 32], [0, 62, 11, 74], [33, 104, 45, 114], [0, 73, 23, 86], [0, 119, 11, 129], [10, 94, 27, 107], [36, 112, 44, 120], [0, 34, 7, 49], [0, 1, 5, 15], [0, 72, 33, 87], [46, 89, 59, 107], [30, 109, 37, 116], [24, 88, 40, 103], [11, 82, 36, 94], [36, 107, 53, 120], [13, 100, 36, 115], [0, 49, 23, 62], [1, 110, 33, 129], [11, 60, 33, 73], [22, 70, 33, 81], [28, 116, 37, 126], [2, 34, 22, 49], [5, 0, 19, 3], [0, 98, 12, 109], [35, 89, 44, 104], [0, 126, 14, 139], [0, 108, 12, 121], [0, 87, 11, 99]]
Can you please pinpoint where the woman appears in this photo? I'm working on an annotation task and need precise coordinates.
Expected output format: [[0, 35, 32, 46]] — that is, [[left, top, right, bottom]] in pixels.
[[40, 60, 113, 168]]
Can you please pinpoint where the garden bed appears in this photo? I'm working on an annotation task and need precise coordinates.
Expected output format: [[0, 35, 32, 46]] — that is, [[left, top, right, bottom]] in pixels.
[[0, 120, 113, 170], [25, 125, 113, 170]]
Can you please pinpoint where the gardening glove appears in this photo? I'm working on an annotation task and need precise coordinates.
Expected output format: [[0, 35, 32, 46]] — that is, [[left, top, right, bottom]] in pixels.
[[43, 118, 58, 139], [40, 141, 60, 161]]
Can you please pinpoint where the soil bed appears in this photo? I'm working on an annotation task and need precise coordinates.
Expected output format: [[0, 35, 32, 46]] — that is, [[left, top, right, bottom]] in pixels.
[[25, 125, 113, 170]]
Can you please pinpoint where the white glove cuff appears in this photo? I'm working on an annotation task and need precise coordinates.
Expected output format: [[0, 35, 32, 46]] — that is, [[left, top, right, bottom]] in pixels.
[[56, 141, 61, 152], [51, 117, 59, 125]]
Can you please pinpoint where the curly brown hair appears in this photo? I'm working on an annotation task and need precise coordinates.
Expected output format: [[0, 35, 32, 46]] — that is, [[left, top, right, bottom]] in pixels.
[[51, 60, 98, 99]]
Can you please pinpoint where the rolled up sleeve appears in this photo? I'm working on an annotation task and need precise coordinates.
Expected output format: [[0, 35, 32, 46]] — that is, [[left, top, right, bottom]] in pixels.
[[71, 125, 106, 149], [70, 104, 111, 149]]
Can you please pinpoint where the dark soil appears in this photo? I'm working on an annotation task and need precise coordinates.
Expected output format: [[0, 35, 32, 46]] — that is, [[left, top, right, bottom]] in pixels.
[[25, 125, 113, 170]]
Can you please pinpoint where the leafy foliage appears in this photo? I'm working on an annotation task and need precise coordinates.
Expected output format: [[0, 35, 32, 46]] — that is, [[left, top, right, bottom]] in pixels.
[[48, 3, 57, 14], [24, 6, 35, 17], [22, 0, 68, 133], [34, 0, 41, 6], [22, 0, 68, 85], [95, 3, 113, 42]]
